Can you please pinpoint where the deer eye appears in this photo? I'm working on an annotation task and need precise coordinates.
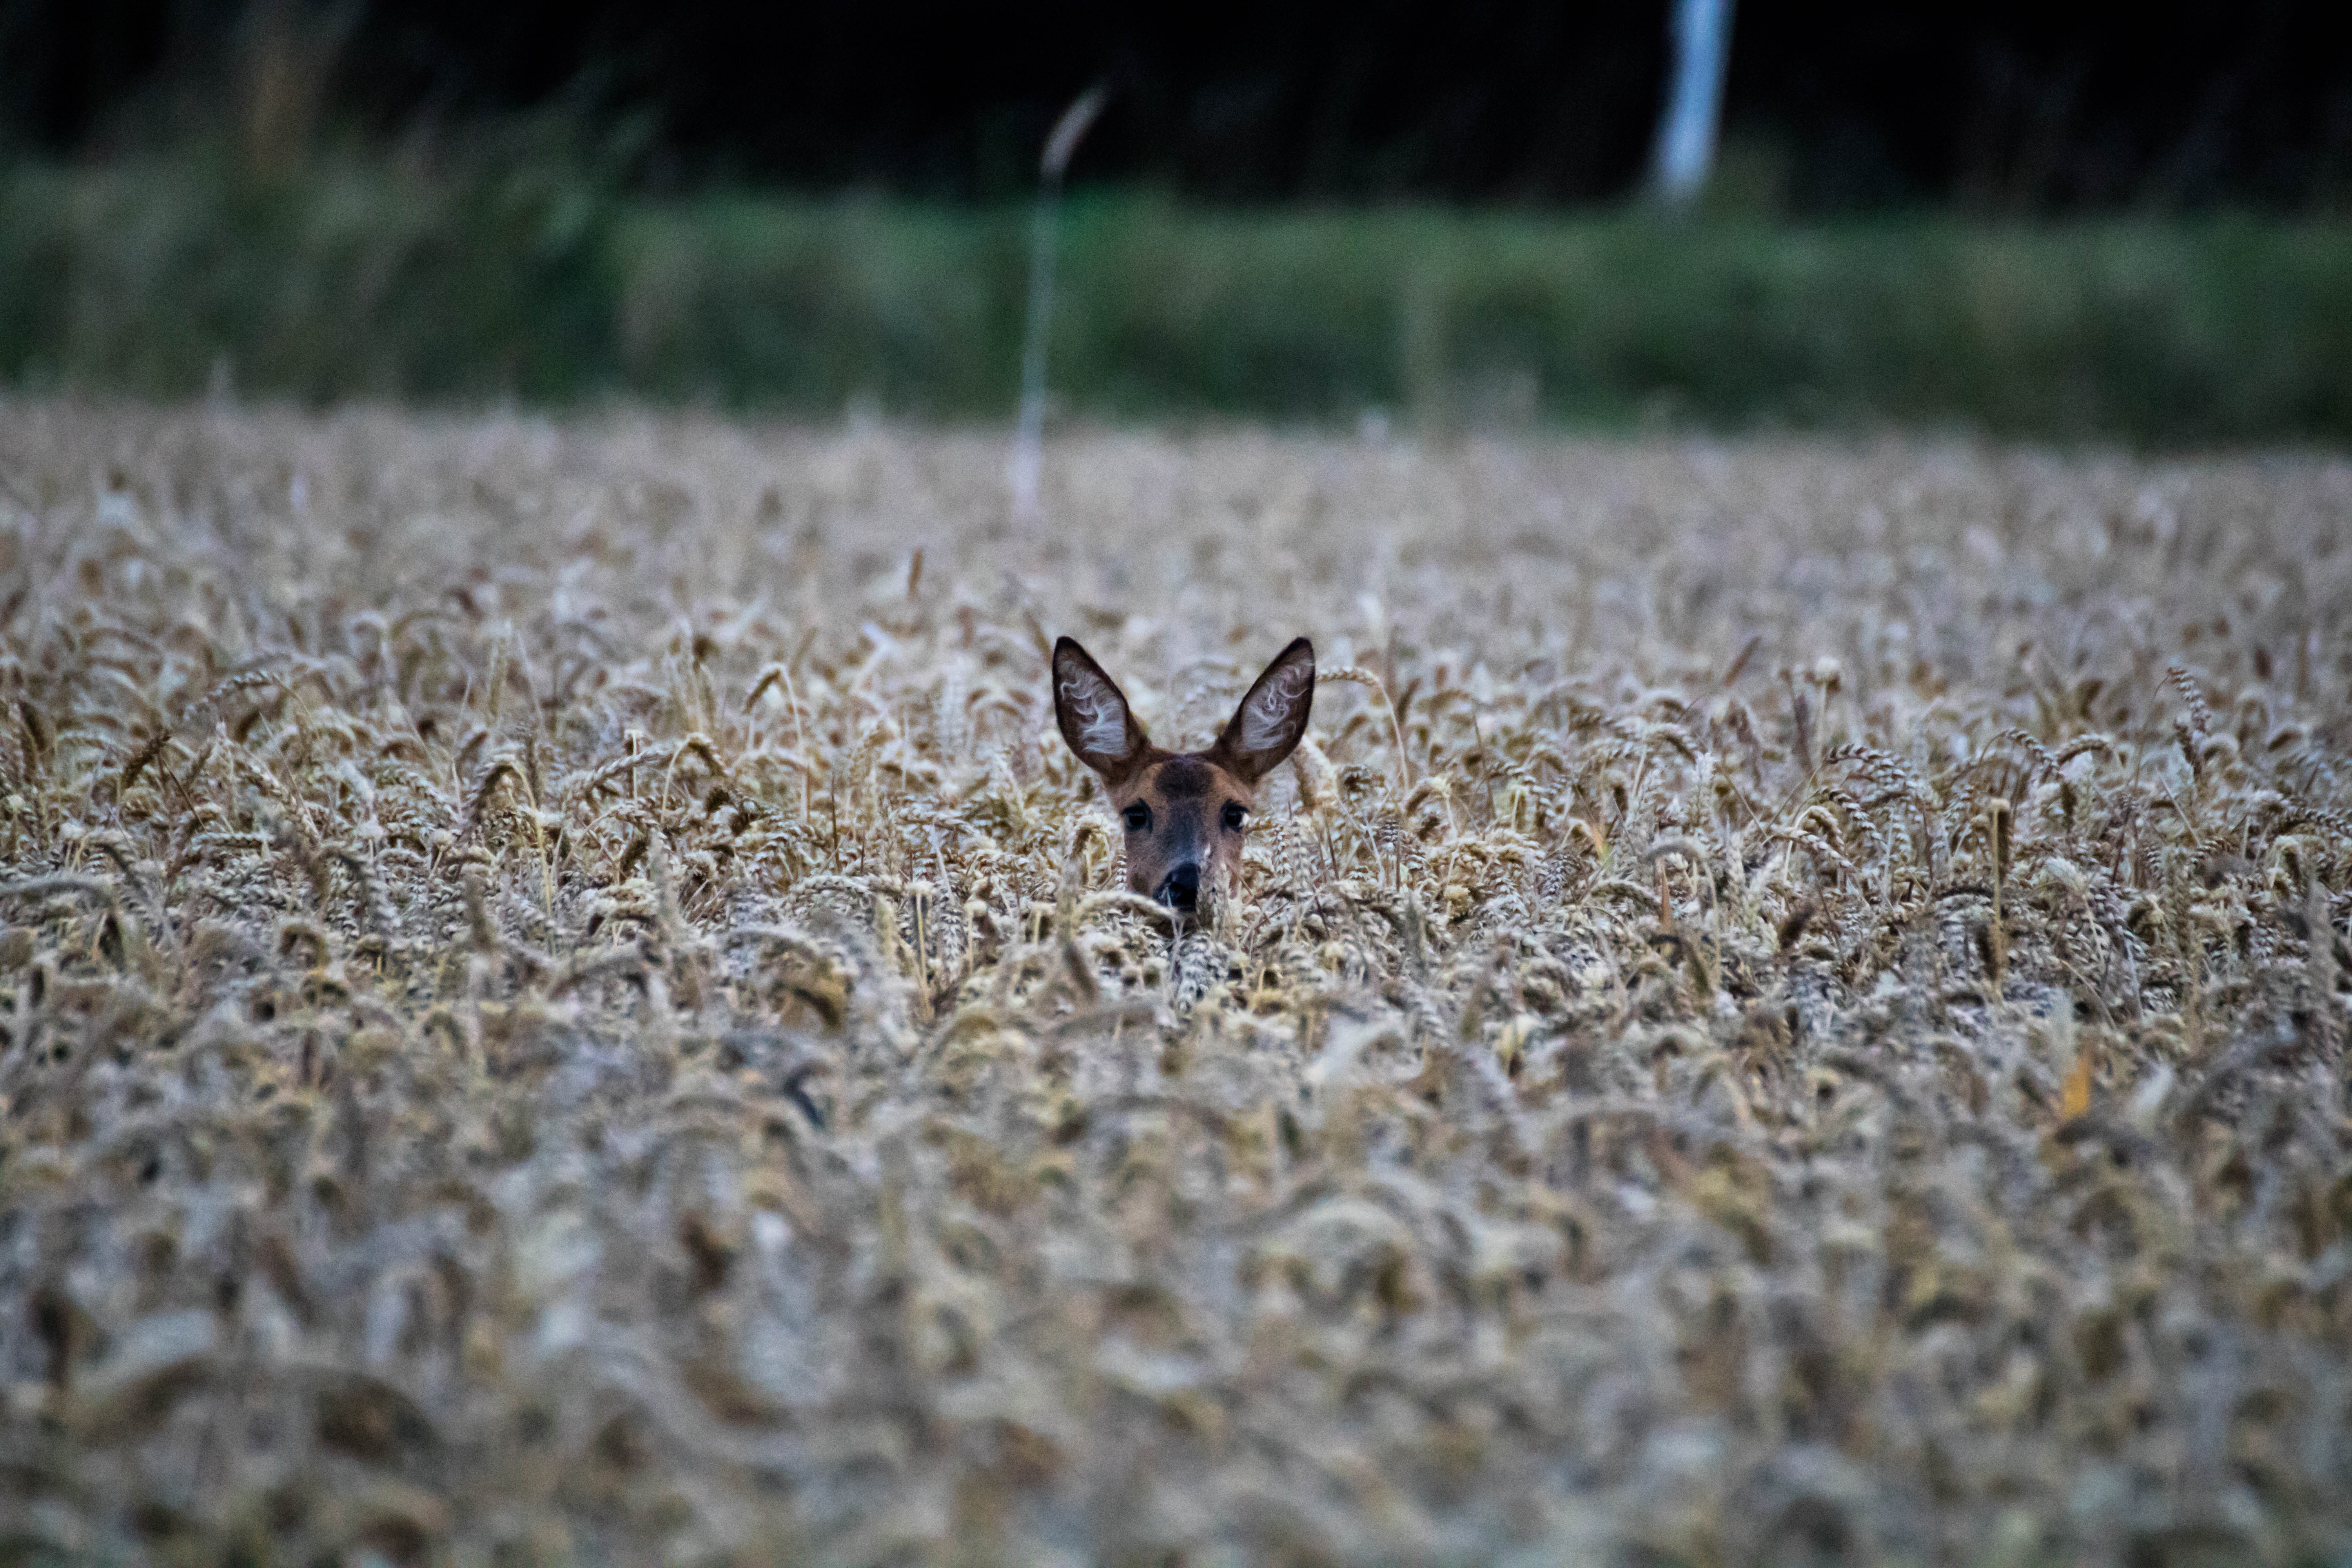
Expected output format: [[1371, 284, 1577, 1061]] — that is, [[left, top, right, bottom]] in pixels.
[[1222, 802, 1246, 831], [1123, 803, 1151, 833]]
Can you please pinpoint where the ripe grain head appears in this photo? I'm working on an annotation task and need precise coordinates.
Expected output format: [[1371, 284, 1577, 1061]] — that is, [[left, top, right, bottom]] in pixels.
[[2, 402, 2350, 1562]]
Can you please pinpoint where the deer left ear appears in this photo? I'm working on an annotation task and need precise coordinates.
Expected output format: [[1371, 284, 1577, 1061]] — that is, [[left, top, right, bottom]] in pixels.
[[1053, 635, 1152, 781], [1213, 637, 1315, 783]]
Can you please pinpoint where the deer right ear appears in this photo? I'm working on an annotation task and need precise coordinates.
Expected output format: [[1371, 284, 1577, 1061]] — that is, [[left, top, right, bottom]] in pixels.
[[1053, 637, 1149, 780], [1212, 636, 1315, 783]]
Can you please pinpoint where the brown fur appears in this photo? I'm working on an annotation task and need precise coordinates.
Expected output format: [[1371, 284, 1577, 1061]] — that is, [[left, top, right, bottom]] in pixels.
[[1053, 636, 1316, 916]]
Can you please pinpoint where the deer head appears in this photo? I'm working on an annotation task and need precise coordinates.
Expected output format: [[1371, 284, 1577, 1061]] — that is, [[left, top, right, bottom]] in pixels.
[[1052, 635, 1316, 918]]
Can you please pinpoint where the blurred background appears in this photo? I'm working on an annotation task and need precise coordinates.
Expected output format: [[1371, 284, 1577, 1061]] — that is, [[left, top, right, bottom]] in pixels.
[[2, 0, 2347, 441]]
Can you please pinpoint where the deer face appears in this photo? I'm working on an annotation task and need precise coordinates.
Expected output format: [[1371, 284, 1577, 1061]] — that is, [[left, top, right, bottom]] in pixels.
[[1052, 635, 1316, 918]]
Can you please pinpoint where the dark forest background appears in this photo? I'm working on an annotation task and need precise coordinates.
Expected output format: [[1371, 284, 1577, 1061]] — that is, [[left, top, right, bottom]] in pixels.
[[4, 0, 2348, 210], [3, 0, 2350, 437]]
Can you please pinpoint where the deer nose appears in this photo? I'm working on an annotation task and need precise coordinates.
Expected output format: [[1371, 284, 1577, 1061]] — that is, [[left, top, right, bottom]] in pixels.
[[1158, 862, 1201, 913]]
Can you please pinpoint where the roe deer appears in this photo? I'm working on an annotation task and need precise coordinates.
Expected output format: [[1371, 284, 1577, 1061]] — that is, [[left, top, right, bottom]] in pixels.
[[1053, 635, 1315, 917]]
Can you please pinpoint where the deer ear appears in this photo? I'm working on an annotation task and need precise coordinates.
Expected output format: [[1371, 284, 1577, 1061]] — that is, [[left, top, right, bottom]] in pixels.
[[1053, 637, 1150, 779], [1214, 637, 1315, 783]]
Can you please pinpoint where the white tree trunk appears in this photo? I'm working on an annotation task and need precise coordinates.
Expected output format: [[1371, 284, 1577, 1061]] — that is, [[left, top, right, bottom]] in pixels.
[[1653, 0, 1736, 205]]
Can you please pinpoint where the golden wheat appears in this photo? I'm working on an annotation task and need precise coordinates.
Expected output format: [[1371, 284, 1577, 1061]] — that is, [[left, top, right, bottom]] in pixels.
[[1, 401, 2349, 1564]]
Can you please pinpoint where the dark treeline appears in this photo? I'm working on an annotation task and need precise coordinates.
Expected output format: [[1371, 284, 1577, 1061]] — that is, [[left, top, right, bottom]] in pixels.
[[2, 0, 2347, 209]]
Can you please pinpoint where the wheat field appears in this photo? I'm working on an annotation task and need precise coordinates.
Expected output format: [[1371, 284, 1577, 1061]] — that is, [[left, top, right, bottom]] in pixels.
[[1, 402, 2349, 1566]]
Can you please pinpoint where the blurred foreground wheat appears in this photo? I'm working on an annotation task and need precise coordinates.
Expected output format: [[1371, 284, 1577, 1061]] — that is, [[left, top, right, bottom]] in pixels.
[[2, 403, 2350, 1566]]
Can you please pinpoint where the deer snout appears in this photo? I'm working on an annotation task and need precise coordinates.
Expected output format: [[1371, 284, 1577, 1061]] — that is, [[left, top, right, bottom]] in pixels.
[[1157, 862, 1202, 913]]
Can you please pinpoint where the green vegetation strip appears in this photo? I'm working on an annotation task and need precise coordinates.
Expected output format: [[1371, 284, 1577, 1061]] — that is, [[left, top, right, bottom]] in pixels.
[[4, 160, 2350, 440]]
